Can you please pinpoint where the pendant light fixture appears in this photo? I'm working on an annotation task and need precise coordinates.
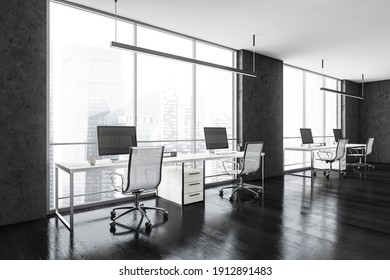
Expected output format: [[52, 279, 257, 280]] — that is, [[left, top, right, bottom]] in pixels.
[[110, 0, 256, 78], [320, 59, 364, 100]]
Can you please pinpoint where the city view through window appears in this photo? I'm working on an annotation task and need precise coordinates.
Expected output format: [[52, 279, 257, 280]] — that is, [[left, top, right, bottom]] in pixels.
[[283, 65, 341, 171], [49, 3, 236, 209]]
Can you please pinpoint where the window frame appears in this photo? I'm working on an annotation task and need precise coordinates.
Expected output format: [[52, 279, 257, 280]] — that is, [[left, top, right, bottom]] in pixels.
[[283, 64, 342, 171], [48, 1, 237, 212]]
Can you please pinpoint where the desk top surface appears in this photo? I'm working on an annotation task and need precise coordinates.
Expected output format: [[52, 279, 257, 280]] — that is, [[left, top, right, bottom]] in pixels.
[[55, 151, 265, 173], [284, 143, 365, 152]]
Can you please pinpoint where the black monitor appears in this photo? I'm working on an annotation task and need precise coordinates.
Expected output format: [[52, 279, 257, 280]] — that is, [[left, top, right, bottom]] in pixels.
[[300, 128, 314, 144], [97, 126, 137, 156], [204, 127, 229, 150], [333, 129, 343, 143]]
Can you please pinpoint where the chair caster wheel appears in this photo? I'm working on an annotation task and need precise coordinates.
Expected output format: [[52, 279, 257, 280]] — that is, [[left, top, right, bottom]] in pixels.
[[326, 174, 330, 178], [145, 222, 152, 229], [219, 190, 223, 197], [110, 221, 116, 231], [163, 211, 168, 220], [110, 210, 116, 220], [229, 195, 234, 202], [323, 171, 327, 176]]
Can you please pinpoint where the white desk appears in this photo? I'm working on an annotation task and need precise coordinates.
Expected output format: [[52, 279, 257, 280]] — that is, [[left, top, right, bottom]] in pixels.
[[284, 144, 365, 178], [55, 151, 265, 232]]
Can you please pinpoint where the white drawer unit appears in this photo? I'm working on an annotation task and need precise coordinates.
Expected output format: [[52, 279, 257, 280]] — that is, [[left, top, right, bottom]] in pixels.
[[158, 166, 204, 205], [184, 192, 204, 205], [184, 181, 203, 194], [183, 169, 203, 183]]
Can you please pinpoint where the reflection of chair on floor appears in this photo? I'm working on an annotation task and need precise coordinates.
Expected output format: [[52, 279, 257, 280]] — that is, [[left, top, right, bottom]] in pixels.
[[219, 142, 264, 201], [109, 146, 168, 233], [316, 139, 348, 178], [347, 138, 375, 170]]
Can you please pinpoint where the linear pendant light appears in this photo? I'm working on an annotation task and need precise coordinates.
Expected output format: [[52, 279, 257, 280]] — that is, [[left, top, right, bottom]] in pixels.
[[110, 0, 256, 78], [320, 59, 364, 100]]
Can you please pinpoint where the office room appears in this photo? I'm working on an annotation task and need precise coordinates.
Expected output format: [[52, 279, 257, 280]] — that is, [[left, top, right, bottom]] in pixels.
[[1, 0, 390, 278]]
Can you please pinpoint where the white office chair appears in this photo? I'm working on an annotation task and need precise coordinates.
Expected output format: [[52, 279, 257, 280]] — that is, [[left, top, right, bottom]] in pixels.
[[347, 138, 375, 170], [316, 138, 348, 178], [109, 146, 168, 232], [219, 142, 264, 201]]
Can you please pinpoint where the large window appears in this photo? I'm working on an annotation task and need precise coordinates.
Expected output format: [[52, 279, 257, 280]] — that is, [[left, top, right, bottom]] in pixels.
[[283, 65, 341, 171], [49, 3, 236, 209]]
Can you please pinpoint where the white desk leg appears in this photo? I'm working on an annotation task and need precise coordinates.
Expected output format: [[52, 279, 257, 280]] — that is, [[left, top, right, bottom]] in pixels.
[[311, 151, 314, 178], [262, 155, 265, 188], [70, 172, 74, 232], [181, 162, 184, 206], [203, 160, 206, 209], [55, 167, 71, 232], [55, 167, 58, 212]]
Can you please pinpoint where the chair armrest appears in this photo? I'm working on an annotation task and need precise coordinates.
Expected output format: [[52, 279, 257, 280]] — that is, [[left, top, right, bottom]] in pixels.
[[222, 160, 240, 175], [348, 147, 365, 155], [350, 147, 366, 153], [317, 150, 334, 161], [109, 172, 125, 192]]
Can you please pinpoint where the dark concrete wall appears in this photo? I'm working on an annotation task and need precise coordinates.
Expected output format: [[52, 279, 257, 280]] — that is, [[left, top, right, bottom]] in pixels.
[[0, 0, 47, 226], [359, 80, 390, 163], [343, 80, 361, 143], [237, 50, 284, 178]]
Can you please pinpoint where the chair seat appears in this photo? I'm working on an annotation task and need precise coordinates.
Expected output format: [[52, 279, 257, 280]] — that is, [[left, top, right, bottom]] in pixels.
[[325, 160, 335, 163], [226, 170, 242, 176], [131, 189, 145, 195]]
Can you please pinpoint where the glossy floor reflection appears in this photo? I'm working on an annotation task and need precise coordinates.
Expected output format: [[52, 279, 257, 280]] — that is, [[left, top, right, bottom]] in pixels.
[[1, 164, 390, 259]]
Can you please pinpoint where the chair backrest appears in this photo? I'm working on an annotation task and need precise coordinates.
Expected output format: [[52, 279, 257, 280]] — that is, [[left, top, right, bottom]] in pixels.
[[365, 138, 374, 155], [334, 138, 348, 161], [124, 146, 164, 193], [241, 142, 264, 174]]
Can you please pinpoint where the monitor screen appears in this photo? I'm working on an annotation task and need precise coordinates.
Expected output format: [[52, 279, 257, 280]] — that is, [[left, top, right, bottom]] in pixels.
[[333, 129, 343, 142], [204, 127, 229, 150], [300, 128, 314, 144], [97, 126, 137, 156]]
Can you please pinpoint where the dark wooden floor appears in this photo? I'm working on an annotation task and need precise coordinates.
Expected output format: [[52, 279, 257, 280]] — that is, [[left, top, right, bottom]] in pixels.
[[1, 164, 390, 260]]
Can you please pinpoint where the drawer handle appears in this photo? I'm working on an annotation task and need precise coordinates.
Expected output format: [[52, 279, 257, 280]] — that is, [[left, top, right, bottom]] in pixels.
[[188, 172, 200, 175], [189, 193, 200, 197], [188, 183, 200, 186]]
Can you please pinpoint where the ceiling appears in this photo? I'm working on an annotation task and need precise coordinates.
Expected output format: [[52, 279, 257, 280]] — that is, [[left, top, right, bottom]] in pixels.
[[65, 0, 390, 82]]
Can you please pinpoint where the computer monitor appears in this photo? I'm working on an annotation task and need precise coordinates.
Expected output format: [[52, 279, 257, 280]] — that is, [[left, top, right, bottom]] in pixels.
[[333, 129, 343, 143], [300, 128, 314, 144], [97, 126, 137, 156], [204, 127, 229, 150]]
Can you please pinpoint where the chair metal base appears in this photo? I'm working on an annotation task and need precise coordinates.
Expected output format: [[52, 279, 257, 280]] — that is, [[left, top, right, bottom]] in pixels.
[[314, 168, 346, 178], [347, 157, 375, 170], [347, 154, 375, 170], [313, 162, 346, 179], [219, 178, 263, 201], [110, 193, 168, 231]]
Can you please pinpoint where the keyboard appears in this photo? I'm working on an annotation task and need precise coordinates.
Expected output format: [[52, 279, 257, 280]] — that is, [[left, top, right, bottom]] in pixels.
[[111, 159, 128, 163], [215, 151, 236, 155]]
